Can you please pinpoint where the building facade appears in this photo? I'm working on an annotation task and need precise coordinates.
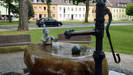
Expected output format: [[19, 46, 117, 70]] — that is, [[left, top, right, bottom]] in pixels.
[[0, 2, 8, 20], [109, 0, 133, 21], [31, 0, 133, 21], [31, 0, 99, 21]]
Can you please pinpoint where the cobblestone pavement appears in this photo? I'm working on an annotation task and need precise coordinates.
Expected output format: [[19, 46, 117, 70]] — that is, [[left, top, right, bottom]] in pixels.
[[0, 52, 133, 75], [106, 52, 133, 75], [0, 52, 26, 74]]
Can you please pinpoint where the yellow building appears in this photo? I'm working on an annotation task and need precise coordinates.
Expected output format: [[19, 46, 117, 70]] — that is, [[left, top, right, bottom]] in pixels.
[[32, 3, 58, 20]]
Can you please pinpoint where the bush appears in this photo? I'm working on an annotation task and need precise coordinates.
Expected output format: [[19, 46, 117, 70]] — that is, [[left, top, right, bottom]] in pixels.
[[126, 4, 133, 16]]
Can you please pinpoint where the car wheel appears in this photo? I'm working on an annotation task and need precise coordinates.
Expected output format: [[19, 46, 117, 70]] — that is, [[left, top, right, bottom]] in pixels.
[[58, 23, 62, 27], [37, 24, 41, 27]]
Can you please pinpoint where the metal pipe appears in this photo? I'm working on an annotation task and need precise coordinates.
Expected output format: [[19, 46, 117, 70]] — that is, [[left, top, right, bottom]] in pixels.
[[64, 0, 107, 75], [64, 29, 95, 39], [93, 0, 106, 75]]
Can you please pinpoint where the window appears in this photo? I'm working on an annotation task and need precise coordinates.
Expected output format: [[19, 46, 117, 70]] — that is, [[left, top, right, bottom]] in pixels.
[[71, 8, 73, 11], [122, 15, 124, 18], [67, 7, 70, 10], [53, 7, 55, 10], [52, 14, 56, 17], [119, 9, 121, 13], [65, 0, 68, 3], [79, 14, 81, 18], [75, 8, 77, 11], [44, 7, 46, 10], [114, 9, 115, 13], [39, 14, 42, 18], [39, 7, 42, 9], [64, 8, 66, 13], [60, 7, 62, 10], [83, 14, 85, 17], [122, 9, 124, 12], [44, 14, 46, 17], [116, 9, 118, 13], [92, 9, 95, 13], [75, 14, 77, 17], [34, 7, 37, 9], [83, 8, 85, 11], [68, 14, 70, 17], [60, 14, 62, 18], [113, 15, 115, 18], [79, 8, 81, 11]]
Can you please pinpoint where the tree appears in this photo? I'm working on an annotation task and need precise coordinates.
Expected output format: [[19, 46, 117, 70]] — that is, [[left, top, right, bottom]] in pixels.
[[126, 4, 133, 16], [10, 0, 34, 21], [85, 0, 89, 23], [28, 0, 34, 20], [18, 0, 28, 31], [72, 0, 90, 23], [10, 4, 19, 14], [41, 0, 52, 18], [0, 0, 18, 22]]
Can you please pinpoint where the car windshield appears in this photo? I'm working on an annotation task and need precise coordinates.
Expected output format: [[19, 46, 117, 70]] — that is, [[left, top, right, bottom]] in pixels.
[[45, 18, 56, 22]]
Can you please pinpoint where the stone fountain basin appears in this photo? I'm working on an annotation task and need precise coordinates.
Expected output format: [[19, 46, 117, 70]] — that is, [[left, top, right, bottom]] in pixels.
[[24, 42, 108, 75]]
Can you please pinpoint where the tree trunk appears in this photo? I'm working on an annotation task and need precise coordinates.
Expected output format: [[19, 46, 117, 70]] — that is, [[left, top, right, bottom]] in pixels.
[[84, 0, 89, 23], [47, 0, 51, 18], [18, 0, 29, 31], [8, 3, 12, 22]]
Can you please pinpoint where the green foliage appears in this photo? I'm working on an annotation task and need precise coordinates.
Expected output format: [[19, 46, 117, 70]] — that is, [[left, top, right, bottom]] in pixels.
[[0, 0, 18, 22], [126, 4, 133, 16], [10, 4, 19, 14], [28, 0, 34, 20], [41, 0, 52, 4], [0, 0, 34, 20], [71, 0, 86, 5]]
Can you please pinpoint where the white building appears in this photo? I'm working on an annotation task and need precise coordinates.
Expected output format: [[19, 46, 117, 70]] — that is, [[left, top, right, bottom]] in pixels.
[[0, 2, 8, 20], [57, 5, 86, 21]]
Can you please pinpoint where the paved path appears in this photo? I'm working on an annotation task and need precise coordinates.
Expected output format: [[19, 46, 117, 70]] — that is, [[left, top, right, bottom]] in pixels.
[[106, 53, 133, 75], [0, 52, 133, 75], [0, 23, 133, 31], [0, 52, 26, 74]]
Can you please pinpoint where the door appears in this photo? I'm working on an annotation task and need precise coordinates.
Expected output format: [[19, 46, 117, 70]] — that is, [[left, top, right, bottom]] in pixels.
[[71, 14, 74, 20]]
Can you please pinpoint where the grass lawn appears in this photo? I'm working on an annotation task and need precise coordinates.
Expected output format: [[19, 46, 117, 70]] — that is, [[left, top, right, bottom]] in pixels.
[[0, 25, 133, 54], [112, 20, 133, 23]]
